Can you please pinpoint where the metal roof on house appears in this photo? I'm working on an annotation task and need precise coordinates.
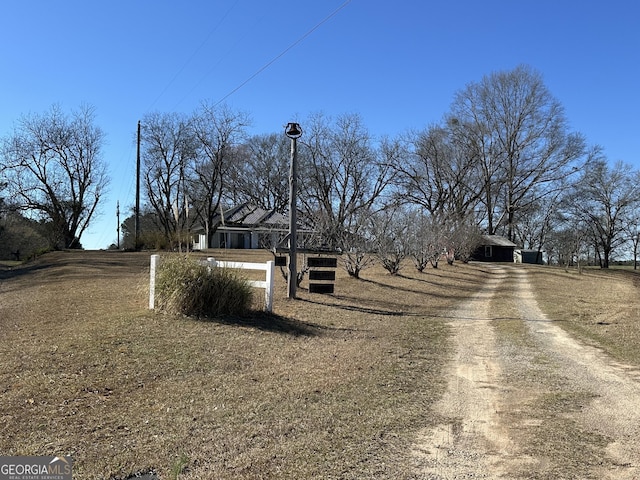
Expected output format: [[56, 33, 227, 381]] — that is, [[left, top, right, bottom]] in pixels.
[[240, 207, 288, 226], [214, 203, 289, 228], [186, 203, 317, 237], [481, 235, 518, 247]]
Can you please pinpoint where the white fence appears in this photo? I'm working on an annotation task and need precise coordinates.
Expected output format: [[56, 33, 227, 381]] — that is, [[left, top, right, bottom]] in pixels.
[[149, 255, 275, 312]]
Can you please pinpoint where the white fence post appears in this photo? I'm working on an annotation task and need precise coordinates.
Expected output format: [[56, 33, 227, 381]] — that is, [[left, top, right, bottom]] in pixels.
[[265, 260, 274, 313], [149, 254, 160, 309]]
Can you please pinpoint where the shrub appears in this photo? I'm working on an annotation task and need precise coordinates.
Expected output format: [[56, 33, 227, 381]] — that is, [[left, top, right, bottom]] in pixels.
[[155, 255, 253, 318]]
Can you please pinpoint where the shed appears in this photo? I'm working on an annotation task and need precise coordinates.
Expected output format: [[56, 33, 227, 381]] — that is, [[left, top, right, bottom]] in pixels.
[[514, 249, 545, 265], [472, 235, 517, 262]]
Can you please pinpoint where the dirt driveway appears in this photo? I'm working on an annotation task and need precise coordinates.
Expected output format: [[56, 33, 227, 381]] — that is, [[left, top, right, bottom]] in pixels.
[[413, 265, 640, 479]]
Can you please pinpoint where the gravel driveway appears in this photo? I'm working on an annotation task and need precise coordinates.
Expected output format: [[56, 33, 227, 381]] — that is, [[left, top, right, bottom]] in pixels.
[[413, 265, 640, 479]]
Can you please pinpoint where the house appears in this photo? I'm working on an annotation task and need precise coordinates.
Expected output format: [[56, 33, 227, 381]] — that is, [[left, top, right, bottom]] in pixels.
[[471, 235, 517, 262], [191, 204, 300, 250]]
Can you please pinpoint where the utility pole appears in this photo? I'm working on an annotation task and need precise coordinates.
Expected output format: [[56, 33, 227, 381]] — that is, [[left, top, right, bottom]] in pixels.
[[135, 120, 141, 250], [116, 200, 120, 249], [285, 122, 302, 299]]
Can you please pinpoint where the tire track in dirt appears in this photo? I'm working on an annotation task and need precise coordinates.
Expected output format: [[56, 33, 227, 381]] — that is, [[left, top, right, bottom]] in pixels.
[[512, 267, 640, 479], [413, 265, 640, 479], [413, 265, 524, 478]]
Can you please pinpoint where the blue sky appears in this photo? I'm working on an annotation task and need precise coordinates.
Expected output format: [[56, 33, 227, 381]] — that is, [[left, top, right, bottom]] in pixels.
[[1, 1, 639, 249]]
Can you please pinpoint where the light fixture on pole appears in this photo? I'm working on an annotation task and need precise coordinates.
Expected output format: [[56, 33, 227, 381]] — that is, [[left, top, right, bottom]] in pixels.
[[285, 122, 302, 299]]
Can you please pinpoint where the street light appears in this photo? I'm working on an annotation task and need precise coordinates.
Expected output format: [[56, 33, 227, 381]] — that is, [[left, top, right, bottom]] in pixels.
[[285, 122, 302, 299]]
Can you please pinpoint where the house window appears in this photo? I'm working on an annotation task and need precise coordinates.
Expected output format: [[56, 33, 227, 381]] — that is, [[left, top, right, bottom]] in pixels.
[[484, 246, 492, 258]]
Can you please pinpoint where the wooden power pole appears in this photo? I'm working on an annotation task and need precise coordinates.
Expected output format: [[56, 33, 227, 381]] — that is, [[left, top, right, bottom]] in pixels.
[[116, 200, 120, 249], [134, 120, 141, 250]]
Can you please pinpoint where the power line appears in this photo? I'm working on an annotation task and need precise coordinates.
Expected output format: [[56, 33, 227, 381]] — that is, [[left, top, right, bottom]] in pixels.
[[172, 9, 270, 110], [213, 0, 353, 107], [147, 1, 241, 111]]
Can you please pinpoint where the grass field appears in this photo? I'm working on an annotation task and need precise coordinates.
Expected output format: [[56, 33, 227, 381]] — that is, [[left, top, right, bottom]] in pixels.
[[1, 251, 639, 479], [527, 265, 640, 366]]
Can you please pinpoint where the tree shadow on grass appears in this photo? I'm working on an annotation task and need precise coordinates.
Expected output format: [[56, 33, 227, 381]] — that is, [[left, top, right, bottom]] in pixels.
[[198, 311, 325, 337], [298, 296, 408, 317], [0, 261, 51, 281]]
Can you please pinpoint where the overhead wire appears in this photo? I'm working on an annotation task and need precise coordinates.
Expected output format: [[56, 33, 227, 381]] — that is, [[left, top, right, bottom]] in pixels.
[[109, 1, 351, 247], [212, 0, 353, 107], [147, 0, 241, 111], [171, 8, 270, 110], [105, 4, 242, 247]]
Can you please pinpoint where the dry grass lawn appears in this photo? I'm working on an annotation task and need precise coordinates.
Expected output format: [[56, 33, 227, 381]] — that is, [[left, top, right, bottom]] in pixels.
[[0, 250, 488, 479], [2, 252, 640, 479], [526, 265, 640, 366]]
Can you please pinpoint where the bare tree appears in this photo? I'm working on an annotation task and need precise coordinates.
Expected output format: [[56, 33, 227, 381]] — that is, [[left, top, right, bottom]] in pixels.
[[0, 104, 108, 249], [298, 113, 397, 252], [566, 153, 640, 268], [406, 210, 449, 271], [140, 111, 196, 249], [512, 186, 563, 254], [333, 207, 376, 278], [446, 216, 484, 264], [342, 247, 376, 279], [449, 65, 586, 240], [394, 123, 482, 222], [546, 220, 591, 272], [230, 133, 290, 211], [190, 103, 250, 247], [622, 210, 640, 270], [370, 207, 410, 275]]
